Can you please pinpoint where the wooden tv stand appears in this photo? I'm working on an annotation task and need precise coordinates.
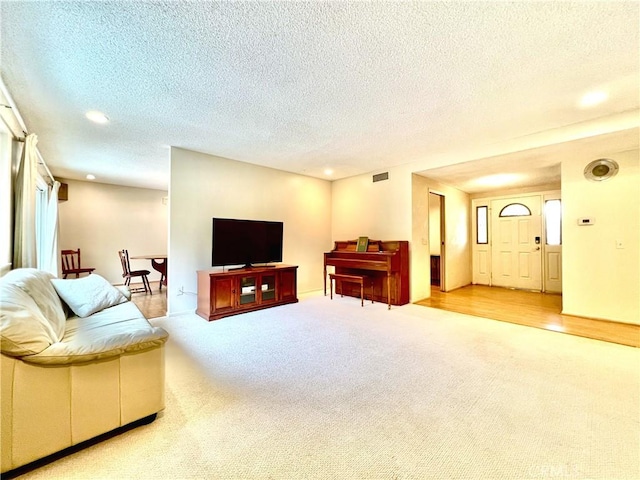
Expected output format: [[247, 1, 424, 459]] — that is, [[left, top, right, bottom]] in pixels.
[[196, 265, 298, 321]]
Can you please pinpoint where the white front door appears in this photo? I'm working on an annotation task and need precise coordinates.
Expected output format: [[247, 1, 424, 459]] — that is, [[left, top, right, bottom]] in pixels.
[[490, 195, 542, 291]]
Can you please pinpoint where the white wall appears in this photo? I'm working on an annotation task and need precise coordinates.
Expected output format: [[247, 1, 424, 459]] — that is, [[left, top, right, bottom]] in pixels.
[[0, 125, 14, 276], [58, 179, 168, 284], [561, 149, 639, 324], [169, 148, 332, 315]]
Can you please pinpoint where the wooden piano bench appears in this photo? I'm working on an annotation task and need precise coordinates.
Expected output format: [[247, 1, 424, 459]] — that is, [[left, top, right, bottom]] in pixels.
[[329, 273, 374, 307]]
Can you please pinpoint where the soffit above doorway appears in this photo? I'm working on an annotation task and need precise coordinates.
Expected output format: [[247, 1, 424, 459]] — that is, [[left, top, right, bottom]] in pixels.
[[416, 128, 638, 194]]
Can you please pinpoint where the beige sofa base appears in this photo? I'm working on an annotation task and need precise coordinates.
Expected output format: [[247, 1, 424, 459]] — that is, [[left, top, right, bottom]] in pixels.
[[1, 345, 165, 473]]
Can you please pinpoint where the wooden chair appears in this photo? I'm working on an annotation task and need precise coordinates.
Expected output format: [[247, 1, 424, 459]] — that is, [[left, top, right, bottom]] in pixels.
[[118, 249, 152, 295], [61, 249, 95, 278]]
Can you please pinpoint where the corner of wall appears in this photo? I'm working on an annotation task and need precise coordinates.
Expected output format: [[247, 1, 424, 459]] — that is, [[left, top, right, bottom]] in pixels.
[[561, 149, 639, 324]]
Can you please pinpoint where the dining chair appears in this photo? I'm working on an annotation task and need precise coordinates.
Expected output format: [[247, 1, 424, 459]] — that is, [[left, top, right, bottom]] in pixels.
[[118, 249, 152, 295], [61, 249, 95, 278]]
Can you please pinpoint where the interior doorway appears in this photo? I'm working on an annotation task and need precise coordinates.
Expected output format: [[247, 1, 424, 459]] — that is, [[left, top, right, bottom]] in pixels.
[[429, 192, 445, 291]]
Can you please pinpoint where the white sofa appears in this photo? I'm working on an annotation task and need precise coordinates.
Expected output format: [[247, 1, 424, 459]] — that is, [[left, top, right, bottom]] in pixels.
[[0, 268, 169, 474]]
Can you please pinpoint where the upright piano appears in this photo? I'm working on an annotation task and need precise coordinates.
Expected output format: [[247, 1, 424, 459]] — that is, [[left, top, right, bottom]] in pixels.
[[324, 240, 409, 307]]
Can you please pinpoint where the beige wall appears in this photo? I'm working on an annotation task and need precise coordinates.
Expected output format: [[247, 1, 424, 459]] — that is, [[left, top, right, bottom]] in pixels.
[[330, 165, 471, 303], [5, 130, 636, 326], [331, 165, 414, 242], [411, 174, 431, 301], [331, 165, 421, 297], [168, 148, 332, 315], [58, 179, 168, 284], [412, 175, 472, 299], [561, 149, 639, 324]]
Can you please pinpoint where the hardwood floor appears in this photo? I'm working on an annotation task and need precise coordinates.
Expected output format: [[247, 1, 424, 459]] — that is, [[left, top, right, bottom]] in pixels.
[[130, 281, 167, 319], [416, 285, 639, 348]]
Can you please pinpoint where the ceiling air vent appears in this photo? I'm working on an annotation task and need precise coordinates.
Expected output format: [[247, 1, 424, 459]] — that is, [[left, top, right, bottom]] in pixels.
[[584, 158, 619, 182], [373, 172, 389, 183]]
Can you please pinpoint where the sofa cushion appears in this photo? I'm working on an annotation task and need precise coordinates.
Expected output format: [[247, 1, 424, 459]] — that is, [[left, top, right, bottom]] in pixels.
[[1, 268, 66, 342], [22, 302, 169, 365], [51, 274, 128, 318], [0, 283, 58, 356]]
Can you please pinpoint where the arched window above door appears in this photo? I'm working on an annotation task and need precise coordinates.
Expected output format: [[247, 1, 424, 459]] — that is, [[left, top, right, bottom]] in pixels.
[[499, 203, 531, 217]]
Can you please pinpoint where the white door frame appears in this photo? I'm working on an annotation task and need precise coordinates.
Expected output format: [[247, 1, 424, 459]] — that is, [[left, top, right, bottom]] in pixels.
[[490, 195, 542, 291], [471, 189, 562, 293], [429, 190, 446, 292]]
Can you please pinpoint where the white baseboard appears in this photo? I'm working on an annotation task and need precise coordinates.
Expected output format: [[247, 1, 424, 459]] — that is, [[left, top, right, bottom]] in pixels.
[[168, 309, 197, 317]]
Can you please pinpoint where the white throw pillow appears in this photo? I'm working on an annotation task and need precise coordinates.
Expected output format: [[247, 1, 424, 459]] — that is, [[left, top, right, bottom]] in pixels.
[[1, 268, 66, 342], [0, 283, 57, 356], [51, 274, 128, 318]]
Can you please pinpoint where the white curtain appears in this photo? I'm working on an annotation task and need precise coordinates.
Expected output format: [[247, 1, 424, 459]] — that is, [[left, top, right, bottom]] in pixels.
[[13, 133, 38, 268], [39, 180, 60, 275]]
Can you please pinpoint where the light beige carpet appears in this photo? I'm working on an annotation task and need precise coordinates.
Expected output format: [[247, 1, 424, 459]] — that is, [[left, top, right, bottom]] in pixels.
[[15, 292, 640, 479]]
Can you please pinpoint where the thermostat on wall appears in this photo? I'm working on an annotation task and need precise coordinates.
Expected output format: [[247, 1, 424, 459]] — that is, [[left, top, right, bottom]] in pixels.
[[577, 217, 595, 226]]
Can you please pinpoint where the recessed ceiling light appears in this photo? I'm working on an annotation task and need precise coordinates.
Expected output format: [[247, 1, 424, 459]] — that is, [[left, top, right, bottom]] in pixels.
[[324, 168, 334, 176], [86, 174, 96, 180], [85, 110, 109, 124], [579, 90, 608, 108]]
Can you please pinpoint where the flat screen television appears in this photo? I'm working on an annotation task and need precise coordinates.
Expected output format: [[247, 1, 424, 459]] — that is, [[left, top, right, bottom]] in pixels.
[[212, 218, 283, 268]]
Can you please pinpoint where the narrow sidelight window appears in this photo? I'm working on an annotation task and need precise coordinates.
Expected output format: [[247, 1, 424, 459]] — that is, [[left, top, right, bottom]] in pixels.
[[545, 199, 562, 245], [476, 206, 488, 244]]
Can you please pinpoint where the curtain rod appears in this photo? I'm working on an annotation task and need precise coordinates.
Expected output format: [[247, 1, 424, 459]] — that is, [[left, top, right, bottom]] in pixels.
[[37, 149, 54, 184], [0, 77, 55, 183]]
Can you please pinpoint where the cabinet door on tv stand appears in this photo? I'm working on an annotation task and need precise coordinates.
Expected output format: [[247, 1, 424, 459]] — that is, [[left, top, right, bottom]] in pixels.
[[259, 273, 277, 304], [238, 274, 259, 308], [279, 268, 297, 302], [211, 275, 236, 316]]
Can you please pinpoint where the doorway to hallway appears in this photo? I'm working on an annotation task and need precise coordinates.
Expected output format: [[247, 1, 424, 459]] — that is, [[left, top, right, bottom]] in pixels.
[[429, 191, 445, 290]]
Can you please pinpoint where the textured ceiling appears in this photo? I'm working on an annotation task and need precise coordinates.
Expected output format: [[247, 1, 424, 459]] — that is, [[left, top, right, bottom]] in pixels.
[[1, 1, 638, 191]]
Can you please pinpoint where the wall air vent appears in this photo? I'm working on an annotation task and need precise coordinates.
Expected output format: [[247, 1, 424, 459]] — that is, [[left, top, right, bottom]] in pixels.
[[58, 182, 68, 202], [372, 172, 389, 183]]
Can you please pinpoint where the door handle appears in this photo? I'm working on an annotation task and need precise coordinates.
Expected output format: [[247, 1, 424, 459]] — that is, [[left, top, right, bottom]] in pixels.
[[534, 246, 540, 251]]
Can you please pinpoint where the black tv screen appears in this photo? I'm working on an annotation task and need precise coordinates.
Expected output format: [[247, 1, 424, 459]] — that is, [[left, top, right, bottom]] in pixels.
[[212, 218, 283, 267]]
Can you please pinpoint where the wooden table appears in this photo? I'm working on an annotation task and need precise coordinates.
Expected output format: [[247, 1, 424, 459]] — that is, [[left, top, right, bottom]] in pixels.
[[130, 254, 167, 291]]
